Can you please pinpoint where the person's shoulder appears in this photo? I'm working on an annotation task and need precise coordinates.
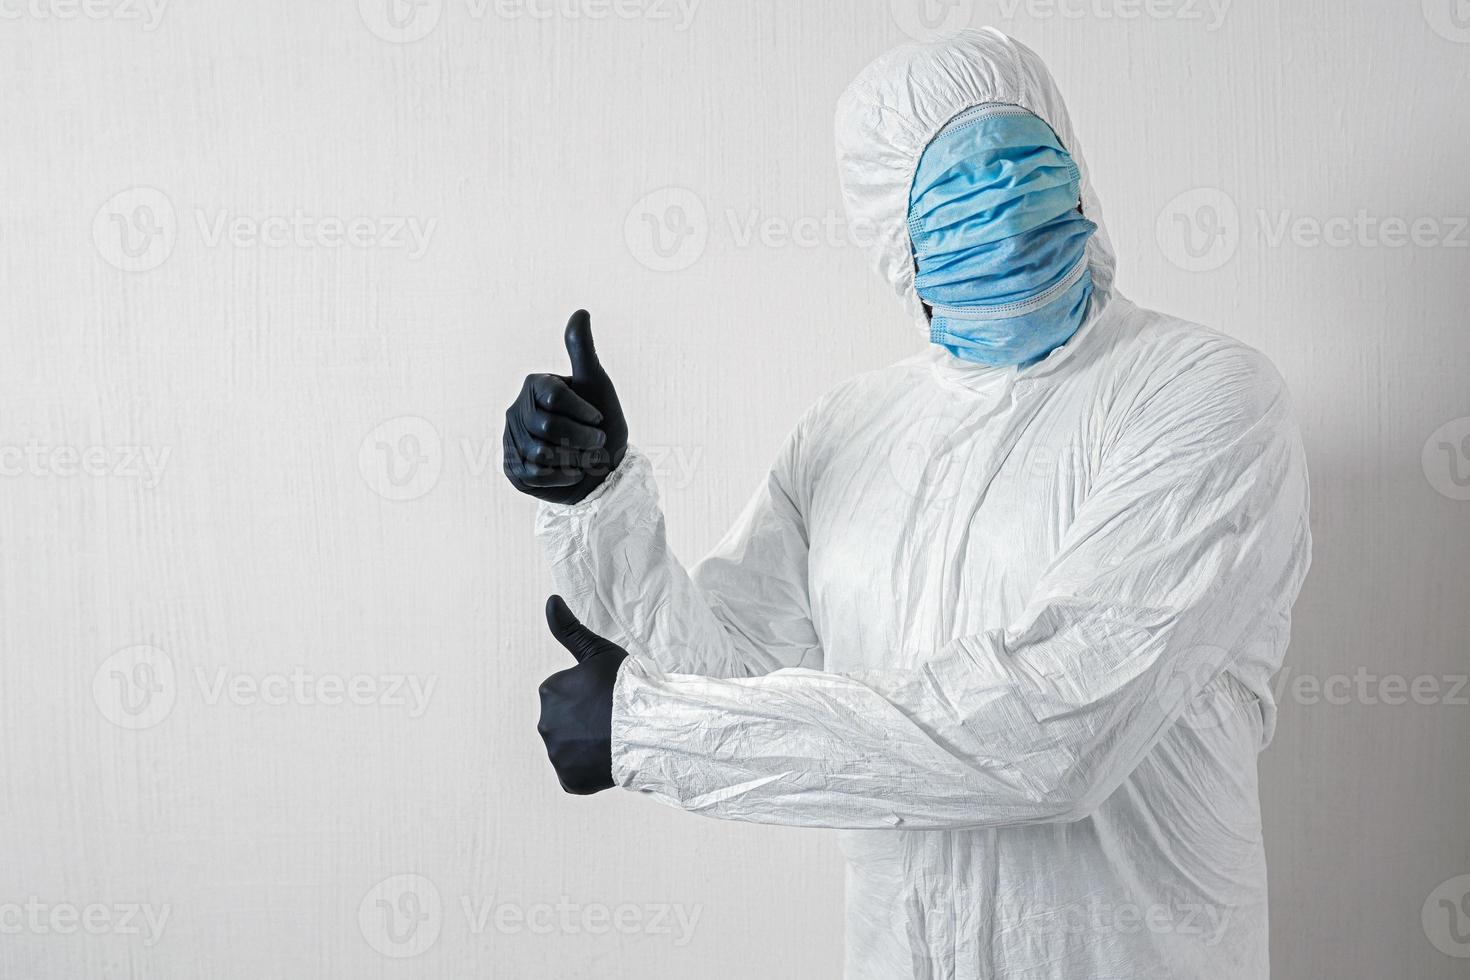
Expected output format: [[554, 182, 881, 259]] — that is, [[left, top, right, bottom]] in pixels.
[[777, 353, 935, 482], [796, 353, 933, 425], [1099, 299, 1291, 421]]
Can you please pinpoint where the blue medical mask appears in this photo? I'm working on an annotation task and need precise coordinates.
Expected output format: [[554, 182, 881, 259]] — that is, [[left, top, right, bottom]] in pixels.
[[909, 104, 1097, 367]]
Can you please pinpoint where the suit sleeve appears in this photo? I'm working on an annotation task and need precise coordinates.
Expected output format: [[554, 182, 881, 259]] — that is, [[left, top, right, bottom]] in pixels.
[[536, 433, 822, 679], [608, 351, 1312, 829]]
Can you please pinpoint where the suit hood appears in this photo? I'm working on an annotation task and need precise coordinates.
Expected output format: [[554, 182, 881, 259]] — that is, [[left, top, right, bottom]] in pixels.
[[835, 28, 1118, 335]]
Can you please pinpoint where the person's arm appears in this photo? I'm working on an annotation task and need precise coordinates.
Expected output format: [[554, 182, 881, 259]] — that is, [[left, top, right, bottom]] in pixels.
[[506, 310, 822, 680], [536, 430, 822, 679], [609, 348, 1312, 830]]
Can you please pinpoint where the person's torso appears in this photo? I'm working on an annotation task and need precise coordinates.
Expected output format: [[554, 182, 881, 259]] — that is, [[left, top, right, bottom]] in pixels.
[[796, 298, 1277, 979]]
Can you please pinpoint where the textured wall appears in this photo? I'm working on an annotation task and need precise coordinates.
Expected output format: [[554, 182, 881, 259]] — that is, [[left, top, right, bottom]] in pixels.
[[2, 1, 1467, 977]]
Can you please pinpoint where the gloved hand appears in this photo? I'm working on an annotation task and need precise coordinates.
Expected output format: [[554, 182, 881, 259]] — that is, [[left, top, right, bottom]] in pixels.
[[536, 595, 629, 795], [503, 310, 629, 506]]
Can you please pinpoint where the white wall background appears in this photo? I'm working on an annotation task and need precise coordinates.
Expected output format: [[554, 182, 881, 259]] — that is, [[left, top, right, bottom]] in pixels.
[[2, 1, 1467, 977]]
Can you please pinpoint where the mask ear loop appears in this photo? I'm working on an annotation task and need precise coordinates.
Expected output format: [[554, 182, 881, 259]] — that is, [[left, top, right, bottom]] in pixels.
[[907, 181, 932, 324]]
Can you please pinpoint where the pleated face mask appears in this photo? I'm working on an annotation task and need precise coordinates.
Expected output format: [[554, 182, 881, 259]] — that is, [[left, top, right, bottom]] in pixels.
[[909, 104, 1097, 367]]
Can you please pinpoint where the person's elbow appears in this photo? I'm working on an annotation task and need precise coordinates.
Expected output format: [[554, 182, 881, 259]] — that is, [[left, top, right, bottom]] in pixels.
[[1024, 759, 1126, 826]]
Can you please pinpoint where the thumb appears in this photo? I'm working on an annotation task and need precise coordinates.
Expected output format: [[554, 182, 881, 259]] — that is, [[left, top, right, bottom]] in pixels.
[[545, 595, 600, 664], [563, 309, 603, 385]]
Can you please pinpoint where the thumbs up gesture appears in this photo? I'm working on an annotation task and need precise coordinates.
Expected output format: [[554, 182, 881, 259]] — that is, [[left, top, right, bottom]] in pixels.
[[536, 596, 629, 795], [504, 310, 629, 505]]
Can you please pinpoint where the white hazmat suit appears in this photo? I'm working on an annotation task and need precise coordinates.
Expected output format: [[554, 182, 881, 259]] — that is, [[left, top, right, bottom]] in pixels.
[[537, 28, 1311, 980]]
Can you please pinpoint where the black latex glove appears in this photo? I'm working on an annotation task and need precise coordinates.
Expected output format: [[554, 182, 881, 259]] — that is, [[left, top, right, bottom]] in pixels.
[[503, 310, 629, 506], [536, 595, 629, 795]]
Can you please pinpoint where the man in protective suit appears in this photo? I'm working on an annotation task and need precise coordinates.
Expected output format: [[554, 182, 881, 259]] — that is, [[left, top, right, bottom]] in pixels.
[[505, 28, 1311, 980]]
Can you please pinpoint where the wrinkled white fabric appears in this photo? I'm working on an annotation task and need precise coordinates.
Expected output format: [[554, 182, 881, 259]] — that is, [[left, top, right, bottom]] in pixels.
[[536, 28, 1310, 980]]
